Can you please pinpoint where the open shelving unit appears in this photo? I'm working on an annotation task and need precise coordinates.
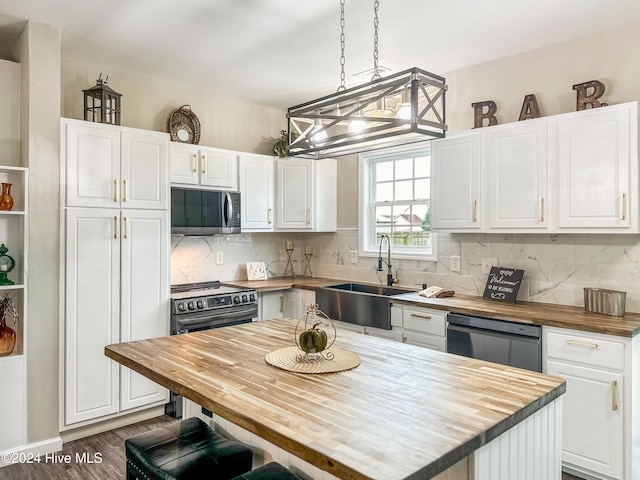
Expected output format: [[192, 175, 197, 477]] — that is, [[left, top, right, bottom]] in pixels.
[[0, 166, 28, 453]]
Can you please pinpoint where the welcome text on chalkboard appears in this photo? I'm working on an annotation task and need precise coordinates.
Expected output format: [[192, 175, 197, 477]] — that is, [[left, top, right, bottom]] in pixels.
[[483, 267, 524, 304]]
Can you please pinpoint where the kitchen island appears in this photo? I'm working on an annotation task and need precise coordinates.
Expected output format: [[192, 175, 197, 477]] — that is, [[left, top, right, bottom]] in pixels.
[[105, 318, 565, 480]]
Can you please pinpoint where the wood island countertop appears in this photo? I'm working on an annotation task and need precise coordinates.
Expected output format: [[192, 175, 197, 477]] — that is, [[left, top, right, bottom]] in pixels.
[[105, 318, 565, 480], [223, 278, 640, 337]]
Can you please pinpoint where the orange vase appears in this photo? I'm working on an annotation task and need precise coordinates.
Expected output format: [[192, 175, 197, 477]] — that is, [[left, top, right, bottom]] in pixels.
[[0, 316, 16, 356], [0, 183, 13, 211]]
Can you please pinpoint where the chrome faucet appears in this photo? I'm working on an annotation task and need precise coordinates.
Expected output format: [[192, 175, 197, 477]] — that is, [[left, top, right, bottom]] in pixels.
[[377, 233, 397, 286]]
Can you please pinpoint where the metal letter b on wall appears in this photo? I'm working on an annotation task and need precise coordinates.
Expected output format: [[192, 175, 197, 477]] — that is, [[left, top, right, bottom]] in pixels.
[[572, 80, 608, 111], [471, 101, 498, 128]]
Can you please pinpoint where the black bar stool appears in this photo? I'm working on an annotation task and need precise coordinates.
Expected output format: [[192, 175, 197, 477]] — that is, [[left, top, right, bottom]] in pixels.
[[125, 417, 253, 480], [230, 462, 301, 480]]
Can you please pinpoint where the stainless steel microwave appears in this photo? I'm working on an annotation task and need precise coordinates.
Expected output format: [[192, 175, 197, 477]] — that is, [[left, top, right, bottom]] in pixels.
[[171, 188, 241, 235]]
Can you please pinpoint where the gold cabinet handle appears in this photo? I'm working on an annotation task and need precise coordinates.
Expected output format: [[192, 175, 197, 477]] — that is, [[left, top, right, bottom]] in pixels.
[[202, 155, 207, 174], [472, 200, 477, 223], [307, 208, 311, 224], [565, 339, 598, 349], [539, 197, 544, 222], [410, 313, 432, 320], [279, 295, 283, 313], [268, 208, 273, 224], [123, 216, 129, 239], [192, 153, 197, 172], [612, 380, 619, 411], [114, 179, 119, 202], [620, 193, 626, 221], [114, 216, 119, 239], [364, 331, 370, 335], [123, 179, 128, 202], [402, 336, 408, 343]]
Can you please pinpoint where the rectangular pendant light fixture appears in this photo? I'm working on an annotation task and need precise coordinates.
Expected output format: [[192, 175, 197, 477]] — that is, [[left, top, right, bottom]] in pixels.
[[287, 67, 447, 159]]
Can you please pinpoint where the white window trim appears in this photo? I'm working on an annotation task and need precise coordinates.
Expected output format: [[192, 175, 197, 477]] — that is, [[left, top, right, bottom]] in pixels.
[[358, 144, 438, 262]]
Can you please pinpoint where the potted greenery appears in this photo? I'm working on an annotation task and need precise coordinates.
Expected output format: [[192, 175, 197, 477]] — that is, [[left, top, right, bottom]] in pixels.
[[0, 292, 18, 356]]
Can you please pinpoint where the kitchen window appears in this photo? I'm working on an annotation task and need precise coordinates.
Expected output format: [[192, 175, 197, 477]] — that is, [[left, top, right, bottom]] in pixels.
[[359, 146, 436, 261]]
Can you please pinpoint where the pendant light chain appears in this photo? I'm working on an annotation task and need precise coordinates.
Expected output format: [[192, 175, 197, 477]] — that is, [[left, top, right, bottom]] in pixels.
[[372, 0, 380, 80], [337, 0, 346, 92]]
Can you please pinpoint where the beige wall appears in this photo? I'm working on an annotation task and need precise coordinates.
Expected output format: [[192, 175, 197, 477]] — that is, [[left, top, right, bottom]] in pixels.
[[445, 21, 640, 132], [61, 58, 286, 154]]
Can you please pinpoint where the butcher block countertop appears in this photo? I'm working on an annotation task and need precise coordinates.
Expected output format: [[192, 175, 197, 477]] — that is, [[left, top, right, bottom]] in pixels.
[[106, 318, 565, 480], [224, 278, 640, 337]]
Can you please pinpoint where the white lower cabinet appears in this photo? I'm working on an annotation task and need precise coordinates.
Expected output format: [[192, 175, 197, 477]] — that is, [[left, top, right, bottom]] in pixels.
[[259, 291, 283, 321], [260, 288, 318, 321], [391, 304, 448, 352], [544, 327, 636, 480], [64, 208, 169, 426]]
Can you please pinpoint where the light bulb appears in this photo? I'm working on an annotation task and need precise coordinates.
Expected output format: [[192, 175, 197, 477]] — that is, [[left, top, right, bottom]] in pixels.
[[349, 119, 367, 134]]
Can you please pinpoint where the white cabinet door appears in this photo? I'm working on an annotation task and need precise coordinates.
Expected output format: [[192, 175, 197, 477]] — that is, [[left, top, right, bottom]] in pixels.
[[119, 210, 169, 411], [486, 120, 549, 230], [64, 120, 168, 210], [556, 103, 636, 231], [65, 208, 120, 424], [431, 133, 482, 231], [546, 360, 624, 479], [299, 289, 316, 315], [169, 143, 199, 185], [365, 326, 403, 342], [276, 159, 313, 230], [200, 146, 238, 190], [121, 130, 169, 210], [238, 154, 274, 231], [282, 289, 301, 319], [402, 330, 446, 351], [259, 291, 283, 321], [64, 122, 120, 208]]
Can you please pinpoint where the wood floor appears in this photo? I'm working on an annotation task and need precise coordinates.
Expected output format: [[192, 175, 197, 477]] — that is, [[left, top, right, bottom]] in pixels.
[[0, 414, 585, 479], [0, 415, 178, 480]]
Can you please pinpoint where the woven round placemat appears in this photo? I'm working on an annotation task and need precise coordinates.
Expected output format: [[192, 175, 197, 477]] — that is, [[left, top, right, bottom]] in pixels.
[[265, 347, 360, 374]]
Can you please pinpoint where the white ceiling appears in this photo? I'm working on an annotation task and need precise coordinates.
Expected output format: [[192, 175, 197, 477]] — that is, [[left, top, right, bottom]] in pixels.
[[0, 0, 639, 111]]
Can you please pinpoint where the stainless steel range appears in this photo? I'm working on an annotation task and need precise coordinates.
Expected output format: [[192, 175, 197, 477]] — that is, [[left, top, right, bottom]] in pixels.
[[170, 281, 258, 335], [166, 280, 258, 417]]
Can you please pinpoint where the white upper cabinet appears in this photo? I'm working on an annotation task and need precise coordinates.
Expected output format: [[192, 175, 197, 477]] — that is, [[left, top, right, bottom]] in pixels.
[[63, 119, 169, 210], [431, 132, 482, 231], [275, 158, 336, 232], [238, 153, 274, 231], [170, 143, 238, 191], [554, 102, 637, 232], [431, 101, 638, 234], [486, 119, 550, 231]]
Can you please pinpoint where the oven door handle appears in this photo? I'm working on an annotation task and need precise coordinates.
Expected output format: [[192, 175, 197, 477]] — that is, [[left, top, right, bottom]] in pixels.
[[175, 306, 258, 325]]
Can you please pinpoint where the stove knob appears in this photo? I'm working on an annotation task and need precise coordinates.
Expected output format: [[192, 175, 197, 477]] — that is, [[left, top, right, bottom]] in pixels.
[[249, 293, 256, 302], [242, 294, 248, 303], [187, 301, 195, 310], [177, 302, 186, 312], [233, 295, 241, 304], [196, 300, 205, 309]]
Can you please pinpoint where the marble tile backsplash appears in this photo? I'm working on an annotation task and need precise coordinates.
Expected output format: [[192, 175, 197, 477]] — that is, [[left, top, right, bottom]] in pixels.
[[171, 228, 640, 313]]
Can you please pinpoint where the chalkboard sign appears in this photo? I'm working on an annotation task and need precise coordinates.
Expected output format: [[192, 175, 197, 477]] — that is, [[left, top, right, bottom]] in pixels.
[[483, 266, 524, 304]]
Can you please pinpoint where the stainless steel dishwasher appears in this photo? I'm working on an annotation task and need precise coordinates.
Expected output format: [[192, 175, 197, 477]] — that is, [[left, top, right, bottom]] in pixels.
[[446, 313, 542, 372]]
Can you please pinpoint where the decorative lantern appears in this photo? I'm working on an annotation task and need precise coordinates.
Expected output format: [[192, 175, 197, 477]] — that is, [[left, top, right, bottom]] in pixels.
[[83, 73, 122, 125], [0, 244, 15, 286]]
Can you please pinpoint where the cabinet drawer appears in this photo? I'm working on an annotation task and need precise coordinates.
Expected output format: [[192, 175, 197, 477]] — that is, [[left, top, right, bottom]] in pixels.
[[403, 331, 446, 352], [402, 307, 446, 337], [545, 330, 625, 370]]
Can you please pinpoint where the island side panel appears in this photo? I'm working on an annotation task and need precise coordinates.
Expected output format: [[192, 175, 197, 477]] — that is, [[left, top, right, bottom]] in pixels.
[[474, 397, 563, 480]]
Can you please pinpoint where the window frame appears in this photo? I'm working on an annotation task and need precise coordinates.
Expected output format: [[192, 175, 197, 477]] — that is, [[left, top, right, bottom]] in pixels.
[[358, 144, 437, 262]]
